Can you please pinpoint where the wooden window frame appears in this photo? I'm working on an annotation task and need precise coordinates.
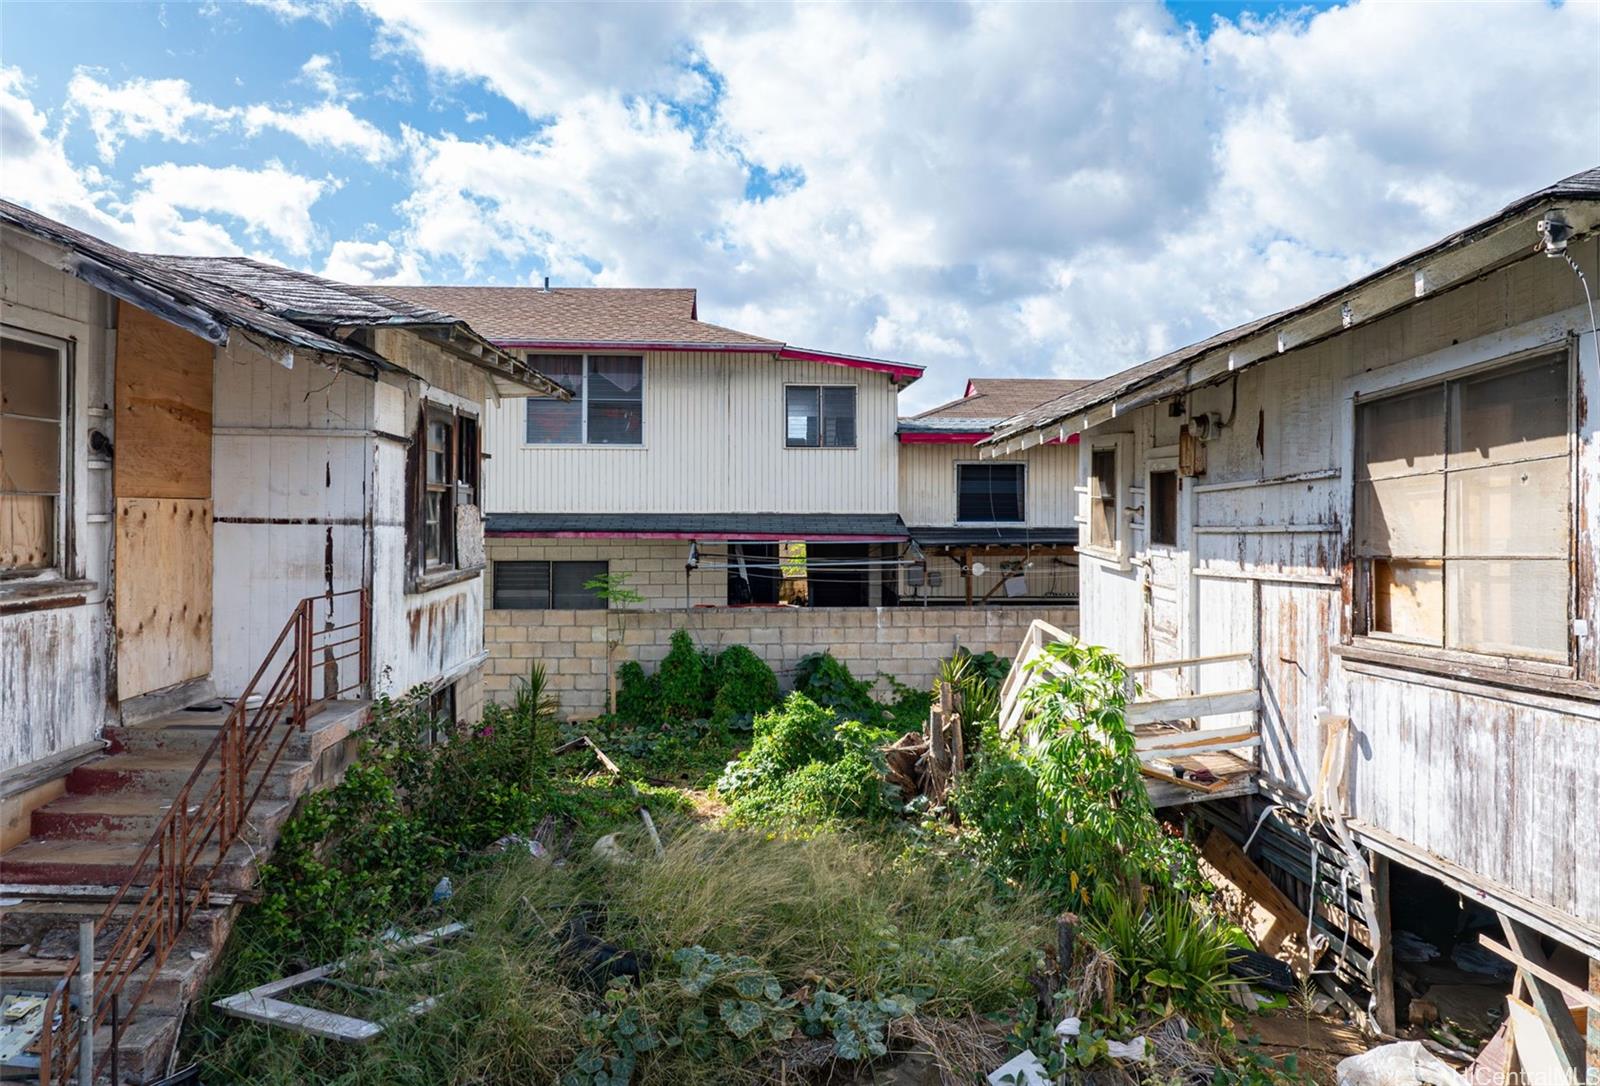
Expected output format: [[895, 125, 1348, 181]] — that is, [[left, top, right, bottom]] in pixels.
[[955, 461, 1026, 525], [1344, 339, 1577, 677], [521, 354, 645, 447], [1, 326, 73, 583], [1079, 438, 1128, 565], [784, 384, 857, 449], [409, 400, 480, 582]]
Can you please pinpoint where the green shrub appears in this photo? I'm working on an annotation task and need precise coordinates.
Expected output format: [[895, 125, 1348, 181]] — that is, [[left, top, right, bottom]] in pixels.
[[614, 660, 661, 725], [793, 652, 884, 727], [657, 629, 717, 723], [709, 645, 779, 732], [716, 692, 838, 799], [879, 674, 932, 734]]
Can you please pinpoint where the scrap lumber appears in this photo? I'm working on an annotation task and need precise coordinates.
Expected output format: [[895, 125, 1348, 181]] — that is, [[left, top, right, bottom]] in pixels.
[[1199, 829, 1317, 976]]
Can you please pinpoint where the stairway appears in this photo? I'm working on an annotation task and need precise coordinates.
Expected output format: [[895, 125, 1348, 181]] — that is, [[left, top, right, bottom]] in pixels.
[[0, 700, 368, 1083]]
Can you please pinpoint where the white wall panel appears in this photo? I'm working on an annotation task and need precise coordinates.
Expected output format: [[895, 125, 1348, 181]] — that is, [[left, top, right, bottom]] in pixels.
[[897, 442, 1076, 527]]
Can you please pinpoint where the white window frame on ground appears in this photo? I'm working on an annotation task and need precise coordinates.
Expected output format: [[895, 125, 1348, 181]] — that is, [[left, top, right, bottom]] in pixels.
[[1347, 340, 1575, 671], [523, 354, 645, 447], [1, 326, 71, 581], [491, 559, 609, 610], [955, 461, 1026, 524], [785, 384, 857, 448]]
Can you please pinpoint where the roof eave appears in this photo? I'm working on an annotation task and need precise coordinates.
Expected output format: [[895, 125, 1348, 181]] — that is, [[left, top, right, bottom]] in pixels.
[[983, 192, 1600, 453]]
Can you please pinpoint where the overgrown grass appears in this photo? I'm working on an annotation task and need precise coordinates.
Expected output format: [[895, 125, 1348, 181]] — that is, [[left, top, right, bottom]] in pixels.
[[187, 823, 1052, 1085]]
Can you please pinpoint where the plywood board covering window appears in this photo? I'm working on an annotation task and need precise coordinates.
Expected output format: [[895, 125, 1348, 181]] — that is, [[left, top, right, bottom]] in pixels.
[[1089, 447, 1118, 548], [1, 330, 65, 573], [1354, 350, 1569, 662]]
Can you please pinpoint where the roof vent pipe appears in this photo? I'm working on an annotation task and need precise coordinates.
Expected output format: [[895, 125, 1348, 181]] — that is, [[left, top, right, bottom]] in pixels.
[[542, 276, 551, 291]]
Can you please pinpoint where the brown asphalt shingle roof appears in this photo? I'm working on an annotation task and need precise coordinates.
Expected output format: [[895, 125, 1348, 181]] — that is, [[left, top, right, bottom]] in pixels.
[[913, 378, 1094, 422], [378, 286, 781, 348]]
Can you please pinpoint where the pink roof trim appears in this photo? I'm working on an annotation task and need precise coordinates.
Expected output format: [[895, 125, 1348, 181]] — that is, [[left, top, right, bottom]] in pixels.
[[489, 530, 908, 542], [898, 431, 1079, 446], [778, 346, 923, 382]]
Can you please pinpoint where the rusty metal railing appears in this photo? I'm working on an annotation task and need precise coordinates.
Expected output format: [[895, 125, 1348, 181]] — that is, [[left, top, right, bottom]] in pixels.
[[36, 589, 370, 1085]]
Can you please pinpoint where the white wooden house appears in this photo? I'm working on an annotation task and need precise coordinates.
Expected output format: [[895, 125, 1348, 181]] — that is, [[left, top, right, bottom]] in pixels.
[[0, 201, 562, 1081], [987, 167, 1600, 1069], [897, 378, 1086, 607]]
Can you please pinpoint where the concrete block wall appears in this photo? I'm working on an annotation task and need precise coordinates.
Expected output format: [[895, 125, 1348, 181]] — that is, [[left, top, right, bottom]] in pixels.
[[487, 538, 725, 609], [484, 604, 1079, 719]]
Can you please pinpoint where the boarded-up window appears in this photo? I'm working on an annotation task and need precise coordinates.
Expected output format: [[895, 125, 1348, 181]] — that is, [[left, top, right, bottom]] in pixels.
[[786, 385, 856, 448], [1354, 351, 1568, 661], [1, 332, 65, 573], [1089, 448, 1118, 549], [957, 463, 1025, 523], [491, 560, 607, 610], [1148, 470, 1178, 547], [524, 355, 643, 445]]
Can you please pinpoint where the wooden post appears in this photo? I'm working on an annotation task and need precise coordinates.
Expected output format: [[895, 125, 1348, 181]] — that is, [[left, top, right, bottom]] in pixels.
[[962, 550, 973, 607], [1371, 855, 1396, 1035], [1587, 957, 1599, 1081], [1500, 914, 1586, 1077]]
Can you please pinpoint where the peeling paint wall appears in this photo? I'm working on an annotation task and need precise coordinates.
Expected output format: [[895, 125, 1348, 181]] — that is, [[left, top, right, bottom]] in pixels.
[[1, 240, 114, 772], [1074, 236, 1600, 931]]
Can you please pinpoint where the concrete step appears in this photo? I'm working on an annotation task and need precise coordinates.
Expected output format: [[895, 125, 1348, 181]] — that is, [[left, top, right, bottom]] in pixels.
[[30, 791, 294, 844], [97, 1009, 182, 1084], [0, 900, 234, 962], [66, 750, 316, 802], [107, 700, 368, 765], [0, 837, 262, 892]]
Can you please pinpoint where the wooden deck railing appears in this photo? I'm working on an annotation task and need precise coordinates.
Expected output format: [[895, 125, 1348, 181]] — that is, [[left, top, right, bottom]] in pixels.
[[37, 589, 370, 1086]]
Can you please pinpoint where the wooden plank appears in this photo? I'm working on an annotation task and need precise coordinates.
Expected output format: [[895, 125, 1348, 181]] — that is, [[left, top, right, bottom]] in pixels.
[[1199, 829, 1312, 965], [1126, 688, 1260, 725], [1500, 915, 1587, 1076], [114, 497, 213, 699], [1124, 651, 1253, 673], [1140, 737, 1260, 759], [1136, 727, 1259, 753], [1372, 854, 1396, 1034], [1477, 935, 1600, 1014], [114, 301, 213, 500]]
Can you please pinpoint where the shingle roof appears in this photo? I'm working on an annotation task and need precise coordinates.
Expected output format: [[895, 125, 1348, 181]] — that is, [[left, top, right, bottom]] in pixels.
[[486, 512, 908, 540], [1, 199, 393, 370], [150, 257, 566, 395], [379, 286, 782, 349], [988, 166, 1600, 444], [905, 378, 1093, 431]]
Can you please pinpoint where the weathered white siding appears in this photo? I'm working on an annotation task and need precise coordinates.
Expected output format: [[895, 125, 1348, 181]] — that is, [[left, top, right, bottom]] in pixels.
[[1074, 235, 1600, 931], [1, 242, 114, 771], [210, 346, 373, 697], [484, 352, 901, 514], [897, 441, 1077, 527]]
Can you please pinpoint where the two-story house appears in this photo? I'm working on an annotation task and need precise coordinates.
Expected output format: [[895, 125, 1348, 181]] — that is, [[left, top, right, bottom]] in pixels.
[[382, 286, 1081, 715], [987, 168, 1600, 1074]]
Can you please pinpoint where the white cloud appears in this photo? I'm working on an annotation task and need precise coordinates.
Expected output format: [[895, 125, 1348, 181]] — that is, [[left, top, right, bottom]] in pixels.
[[66, 70, 235, 162], [299, 54, 347, 99], [242, 102, 395, 164], [125, 162, 336, 255], [322, 238, 421, 282]]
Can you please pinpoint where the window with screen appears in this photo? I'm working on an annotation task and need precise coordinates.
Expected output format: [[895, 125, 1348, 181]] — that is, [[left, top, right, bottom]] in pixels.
[[1354, 351, 1569, 662], [1148, 470, 1178, 547], [1089, 448, 1118, 548], [524, 355, 643, 445], [786, 385, 856, 448], [957, 463, 1025, 523], [492, 560, 608, 610], [1, 331, 66, 575]]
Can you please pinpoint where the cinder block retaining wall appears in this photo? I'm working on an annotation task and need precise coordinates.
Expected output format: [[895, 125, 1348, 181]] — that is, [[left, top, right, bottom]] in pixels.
[[484, 605, 1079, 719]]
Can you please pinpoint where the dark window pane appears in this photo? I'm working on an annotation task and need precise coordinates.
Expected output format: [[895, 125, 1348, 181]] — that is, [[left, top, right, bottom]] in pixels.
[[2, 337, 62, 419], [588, 402, 643, 444], [821, 386, 856, 447], [786, 386, 819, 447], [957, 463, 1024, 522], [1148, 470, 1178, 546], [426, 416, 451, 484], [532, 354, 584, 394], [526, 397, 583, 444], [552, 561, 608, 609], [587, 356, 643, 399], [493, 560, 550, 609], [423, 492, 444, 564]]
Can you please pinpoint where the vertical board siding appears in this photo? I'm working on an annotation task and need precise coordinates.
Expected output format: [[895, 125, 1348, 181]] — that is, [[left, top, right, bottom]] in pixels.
[[1, 241, 114, 770], [896, 442, 1076, 527], [210, 343, 375, 696], [1072, 237, 1600, 931], [484, 352, 899, 514]]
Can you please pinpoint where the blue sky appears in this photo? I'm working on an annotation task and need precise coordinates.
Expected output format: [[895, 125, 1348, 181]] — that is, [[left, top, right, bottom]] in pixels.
[[2, 0, 1595, 409]]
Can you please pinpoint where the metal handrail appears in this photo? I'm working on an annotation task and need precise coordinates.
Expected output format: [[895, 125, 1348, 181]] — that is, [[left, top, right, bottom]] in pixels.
[[37, 589, 371, 1086]]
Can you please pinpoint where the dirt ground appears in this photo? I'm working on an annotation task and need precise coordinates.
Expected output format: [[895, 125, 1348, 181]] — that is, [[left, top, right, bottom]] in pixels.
[[1236, 1009, 1369, 1084]]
